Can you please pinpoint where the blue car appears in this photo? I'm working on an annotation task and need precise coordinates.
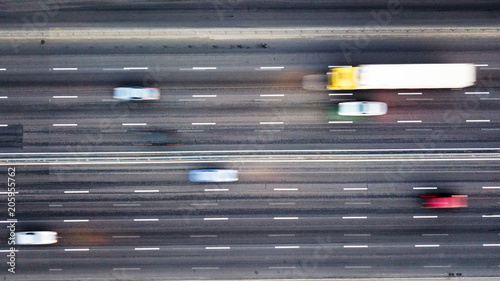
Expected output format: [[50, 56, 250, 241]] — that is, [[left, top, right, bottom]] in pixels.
[[189, 169, 238, 183]]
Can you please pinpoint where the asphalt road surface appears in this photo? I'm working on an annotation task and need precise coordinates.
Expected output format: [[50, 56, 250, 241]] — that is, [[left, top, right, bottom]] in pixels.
[[0, 1, 500, 280], [0, 37, 499, 152], [0, 159, 499, 280]]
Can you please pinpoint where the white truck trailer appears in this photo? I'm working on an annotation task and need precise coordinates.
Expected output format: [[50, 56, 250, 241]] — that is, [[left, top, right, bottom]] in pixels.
[[327, 63, 476, 90]]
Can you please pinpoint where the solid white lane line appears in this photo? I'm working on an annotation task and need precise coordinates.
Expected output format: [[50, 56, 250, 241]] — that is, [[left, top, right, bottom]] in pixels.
[[483, 244, 500, 247], [193, 95, 217, 98], [133, 219, 158, 222], [0, 192, 19, 195], [483, 186, 500, 189], [344, 234, 371, 237], [123, 67, 148, 70], [255, 130, 281, 133], [192, 67, 217, 70], [480, 98, 500, 101], [329, 93, 353, 96], [0, 68, 6, 71], [268, 234, 295, 237], [343, 188, 367, 191], [406, 128, 432, 131], [64, 248, 89, 252], [49, 204, 62, 207], [53, 96, 78, 98], [52, 68, 78, 71], [413, 216, 438, 219], [0, 250, 18, 253], [345, 202, 371, 205], [275, 246, 299, 249], [482, 215, 500, 218], [192, 122, 216, 125], [190, 235, 218, 238], [113, 236, 140, 239], [0, 96, 7, 99], [415, 244, 440, 247], [413, 187, 437, 190], [343, 245, 368, 248], [191, 203, 218, 206], [135, 248, 159, 251], [259, 66, 284, 70], [329, 121, 353, 124], [424, 265, 450, 268], [466, 120, 490, 123], [274, 217, 298, 220], [64, 220, 89, 222], [345, 266, 371, 269], [260, 122, 284, 125], [328, 65, 352, 68], [206, 247, 230, 250], [0, 124, 8, 127], [260, 94, 285, 97], [49, 269, 62, 271], [474, 64, 489, 67], [113, 268, 141, 271], [53, 124, 77, 127], [269, 266, 296, 269], [0, 220, 17, 223], [398, 92, 422, 95], [192, 267, 219, 270], [204, 189, 229, 192], [204, 218, 228, 221], [269, 202, 296, 205], [113, 203, 141, 207], [134, 190, 159, 193], [64, 191, 88, 194], [465, 92, 489, 95], [12, 147, 500, 156], [122, 123, 147, 126], [274, 188, 298, 191], [342, 216, 367, 219], [397, 120, 422, 123], [422, 234, 448, 236]]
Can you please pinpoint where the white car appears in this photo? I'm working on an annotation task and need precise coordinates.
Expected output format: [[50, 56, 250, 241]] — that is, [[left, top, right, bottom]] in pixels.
[[15, 231, 58, 245], [113, 87, 160, 101], [338, 101, 387, 116], [189, 169, 238, 183]]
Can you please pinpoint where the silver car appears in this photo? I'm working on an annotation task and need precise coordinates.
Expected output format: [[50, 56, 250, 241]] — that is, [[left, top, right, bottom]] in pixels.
[[189, 169, 238, 183], [113, 87, 160, 101], [338, 101, 387, 116], [15, 231, 58, 245]]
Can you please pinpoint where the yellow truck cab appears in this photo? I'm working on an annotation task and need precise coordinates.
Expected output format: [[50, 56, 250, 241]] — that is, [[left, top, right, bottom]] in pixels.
[[326, 67, 359, 90]]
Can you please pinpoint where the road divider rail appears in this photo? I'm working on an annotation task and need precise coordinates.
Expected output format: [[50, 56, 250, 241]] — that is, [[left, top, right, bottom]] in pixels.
[[1, 148, 500, 165]]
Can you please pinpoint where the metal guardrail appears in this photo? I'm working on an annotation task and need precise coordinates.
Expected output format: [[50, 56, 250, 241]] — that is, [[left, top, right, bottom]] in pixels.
[[0, 149, 500, 165], [1, 27, 499, 40]]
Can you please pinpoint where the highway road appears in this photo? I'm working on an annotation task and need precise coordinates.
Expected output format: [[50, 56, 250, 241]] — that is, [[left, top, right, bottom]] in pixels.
[[0, 1, 499, 280], [0, 158, 499, 280], [0, 37, 499, 152]]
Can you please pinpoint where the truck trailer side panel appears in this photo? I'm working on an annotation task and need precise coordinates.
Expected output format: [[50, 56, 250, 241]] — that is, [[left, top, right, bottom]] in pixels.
[[327, 63, 476, 90]]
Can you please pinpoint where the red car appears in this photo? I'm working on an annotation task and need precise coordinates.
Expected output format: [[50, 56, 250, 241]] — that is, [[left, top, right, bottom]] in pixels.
[[421, 195, 468, 208]]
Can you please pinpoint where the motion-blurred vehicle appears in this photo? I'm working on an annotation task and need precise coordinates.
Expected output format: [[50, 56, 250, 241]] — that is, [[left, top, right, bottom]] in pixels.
[[189, 169, 238, 183], [113, 87, 160, 101], [15, 231, 58, 245], [338, 101, 387, 116], [327, 64, 476, 90], [421, 195, 468, 208]]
